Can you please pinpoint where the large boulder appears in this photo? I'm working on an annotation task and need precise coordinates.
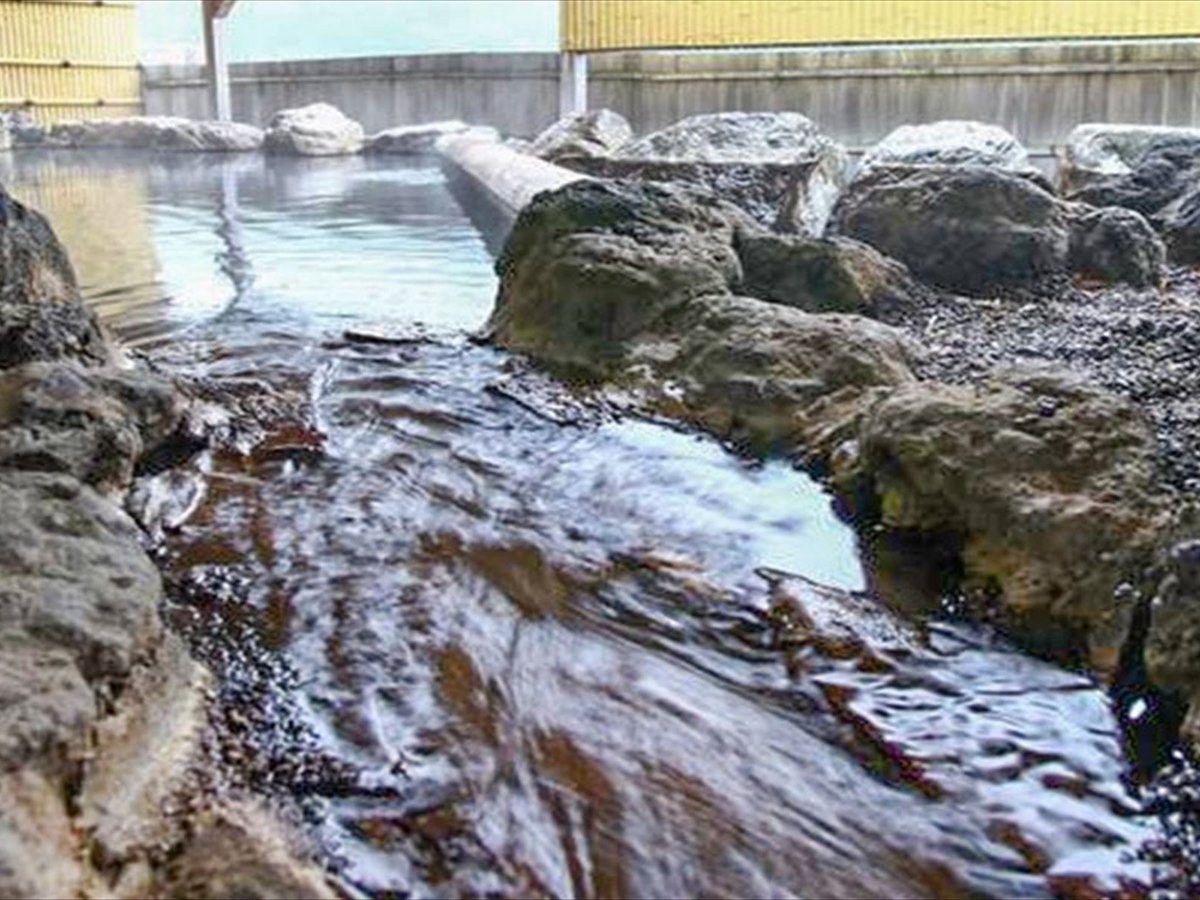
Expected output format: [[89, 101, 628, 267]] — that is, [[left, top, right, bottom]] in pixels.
[[488, 178, 918, 450], [1059, 123, 1200, 195], [567, 112, 851, 235], [858, 120, 1037, 177], [735, 231, 924, 317], [263, 103, 364, 156], [829, 164, 1163, 295], [0, 183, 80, 306], [46, 116, 263, 152], [1063, 127, 1200, 265], [835, 366, 1168, 666], [365, 119, 471, 154], [528, 109, 632, 163]]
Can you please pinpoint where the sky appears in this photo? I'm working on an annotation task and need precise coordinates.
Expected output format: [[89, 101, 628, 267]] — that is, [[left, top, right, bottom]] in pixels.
[[136, 0, 559, 64]]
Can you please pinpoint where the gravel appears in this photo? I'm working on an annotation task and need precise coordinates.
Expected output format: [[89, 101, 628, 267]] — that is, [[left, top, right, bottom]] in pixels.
[[879, 266, 1200, 496]]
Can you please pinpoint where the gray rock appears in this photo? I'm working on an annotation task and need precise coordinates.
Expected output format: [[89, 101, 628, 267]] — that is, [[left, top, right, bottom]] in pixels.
[[858, 120, 1035, 176], [0, 183, 81, 306], [829, 164, 1163, 295], [1069, 206, 1165, 288], [1059, 123, 1200, 195], [3, 111, 44, 148], [263, 103, 364, 156], [0, 118, 10, 153], [1063, 130, 1200, 267], [528, 109, 632, 163], [603, 111, 850, 235], [0, 362, 187, 495], [0, 471, 164, 768], [46, 116, 263, 152], [365, 119, 470, 154], [0, 300, 109, 369], [488, 178, 917, 451], [735, 231, 924, 316]]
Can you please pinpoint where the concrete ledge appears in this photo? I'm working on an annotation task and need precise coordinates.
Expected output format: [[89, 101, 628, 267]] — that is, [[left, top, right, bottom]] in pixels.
[[436, 132, 587, 220]]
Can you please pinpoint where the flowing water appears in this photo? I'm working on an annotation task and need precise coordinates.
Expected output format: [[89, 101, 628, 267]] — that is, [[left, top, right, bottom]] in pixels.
[[1, 149, 1184, 898]]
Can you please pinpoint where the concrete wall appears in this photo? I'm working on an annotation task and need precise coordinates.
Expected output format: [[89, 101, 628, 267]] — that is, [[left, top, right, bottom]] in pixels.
[[142, 40, 1200, 152]]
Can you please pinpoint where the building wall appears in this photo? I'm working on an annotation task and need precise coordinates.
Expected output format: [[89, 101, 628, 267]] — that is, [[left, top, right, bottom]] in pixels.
[[142, 40, 1200, 153], [562, 0, 1200, 52], [0, 0, 140, 123]]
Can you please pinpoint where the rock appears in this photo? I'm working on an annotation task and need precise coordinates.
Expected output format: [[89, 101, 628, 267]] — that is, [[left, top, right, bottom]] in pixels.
[[3, 110, 44, 148], [488, 178, 917, 450], [365, 119, 471, 154], [263, 102, 364, 156], [0, 183, 81, 306], [1059, 123, 1200, 195], [46, 116, 263, 152], [735, 231, 925, 316], [528, 109, 632, 163], [0, 472, 166, 766], [837, 365, 1167, 664], [488, 178, 749, 371], [0, 300, 110, 369], [1145, 540, 1200, 704], [163, 802, 335, 900], [0, 362, 188, 495], [1062, 130, 1200, 266], [586, 111, 850, 235], [0, 117, 10, 152], [829, 164, 1163, 295], [1068, 206, 1164, 287], [859, 120, 1036, 177]]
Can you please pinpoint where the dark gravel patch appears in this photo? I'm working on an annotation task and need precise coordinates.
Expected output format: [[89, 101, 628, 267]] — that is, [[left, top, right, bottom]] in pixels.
[[879, 266, 1200, 495]]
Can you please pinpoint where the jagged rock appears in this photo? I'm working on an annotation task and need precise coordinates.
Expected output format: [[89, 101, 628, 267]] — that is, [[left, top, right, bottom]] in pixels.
[[1059, 123, 1200, 195], [0, 183, 81, 306], [829, 164, 1163, 294], [365, 120, 471, 154], [1069, 206, 1165, 287], [488, 178, 917, 450], [1146, 540, 1200, 706], [859, 120, 1036, 177], [1063, 130, 1200, 266], [46, 116, 263, 152], [528, 109, 632, 163], [263, 103, 364, 156], [0, 362, 188, 495], [0, 472, 165, 766], [835, 365, 1167, 664], [735, 231, 924, 316], [581, 111, 850, 235], [0, 300, 110, 369]]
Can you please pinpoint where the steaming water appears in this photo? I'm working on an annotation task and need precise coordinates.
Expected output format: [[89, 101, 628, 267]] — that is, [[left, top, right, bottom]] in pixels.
[[0, 149, 1176, 897]]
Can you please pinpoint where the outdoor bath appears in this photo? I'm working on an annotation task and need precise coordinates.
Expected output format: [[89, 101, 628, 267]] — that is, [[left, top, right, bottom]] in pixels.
[[1, 139, 1193, 897]]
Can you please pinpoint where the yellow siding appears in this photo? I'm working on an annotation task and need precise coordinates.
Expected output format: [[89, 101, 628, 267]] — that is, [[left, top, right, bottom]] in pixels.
[[561, 0, 1200, 52], [0, 0, 140, 124]]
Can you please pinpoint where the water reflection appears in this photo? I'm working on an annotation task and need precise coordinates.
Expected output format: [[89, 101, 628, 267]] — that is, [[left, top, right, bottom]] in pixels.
[[1, 150, 496, 343]]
